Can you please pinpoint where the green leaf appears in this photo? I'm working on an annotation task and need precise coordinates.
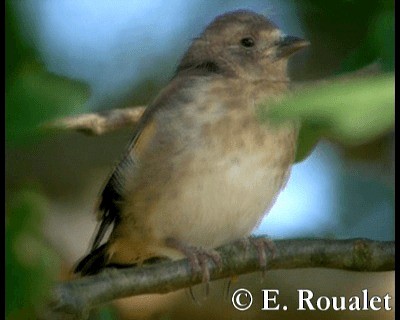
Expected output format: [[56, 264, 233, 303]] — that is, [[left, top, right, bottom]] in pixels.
[[371, 11, 394, 71], [6, 190, 60, 319], [259, 74, 394, 162], [6, 61, 90, 147], [339, 11, 394, 73]]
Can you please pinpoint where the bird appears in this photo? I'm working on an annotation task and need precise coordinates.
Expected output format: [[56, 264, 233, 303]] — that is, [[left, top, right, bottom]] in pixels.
[[74, 9, 309, 278]]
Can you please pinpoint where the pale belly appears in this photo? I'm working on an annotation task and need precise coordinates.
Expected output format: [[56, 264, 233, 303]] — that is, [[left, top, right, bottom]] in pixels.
[[106, 79, 297, 264], [149, 140, 293, 251]]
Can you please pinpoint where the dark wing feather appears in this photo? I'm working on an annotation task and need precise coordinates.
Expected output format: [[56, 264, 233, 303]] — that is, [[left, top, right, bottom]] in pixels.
[[90, 106, 155, 251], [88, 71, 216, 251], [89, 168, 126, 251], [75, 70, 218, 275], [74, 243, 109, 275]]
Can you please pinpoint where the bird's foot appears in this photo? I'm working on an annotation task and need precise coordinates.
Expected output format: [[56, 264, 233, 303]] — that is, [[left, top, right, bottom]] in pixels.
[[165, 238, 222, 284], [240, 236, 276, 276]]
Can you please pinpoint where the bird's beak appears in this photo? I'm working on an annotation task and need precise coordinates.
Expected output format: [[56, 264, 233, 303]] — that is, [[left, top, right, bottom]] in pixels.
[[276, 35, 310, 58]]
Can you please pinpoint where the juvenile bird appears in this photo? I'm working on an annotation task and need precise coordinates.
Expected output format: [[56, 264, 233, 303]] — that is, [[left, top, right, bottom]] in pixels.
[[75, 10, 309, 278]]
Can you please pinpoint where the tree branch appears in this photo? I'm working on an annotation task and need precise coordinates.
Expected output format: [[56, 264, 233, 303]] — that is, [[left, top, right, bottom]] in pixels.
[[42, 106, 145, 136], [49, 237, 394, 319]]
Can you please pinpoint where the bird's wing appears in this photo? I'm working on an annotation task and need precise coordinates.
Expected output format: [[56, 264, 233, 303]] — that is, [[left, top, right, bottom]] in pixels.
[[89, 62, 224, 251], [89, 102, 158, 251], [89, 73, 201, 251]]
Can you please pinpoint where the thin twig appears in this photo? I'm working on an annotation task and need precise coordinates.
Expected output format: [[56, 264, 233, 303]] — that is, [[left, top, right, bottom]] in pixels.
[[48, 237, 394, 319], [42, 106, 145, 136]]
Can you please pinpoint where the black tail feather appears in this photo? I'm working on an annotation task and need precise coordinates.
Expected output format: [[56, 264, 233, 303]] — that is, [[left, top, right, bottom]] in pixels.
[[74, 243, 110, 276]]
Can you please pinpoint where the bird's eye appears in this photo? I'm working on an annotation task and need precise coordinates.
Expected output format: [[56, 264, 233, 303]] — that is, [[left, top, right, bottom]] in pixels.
[[240, 37, 255, 48]]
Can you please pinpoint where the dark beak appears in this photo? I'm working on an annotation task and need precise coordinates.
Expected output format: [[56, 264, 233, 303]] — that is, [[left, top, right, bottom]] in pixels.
[[277, 35, 310, 58]]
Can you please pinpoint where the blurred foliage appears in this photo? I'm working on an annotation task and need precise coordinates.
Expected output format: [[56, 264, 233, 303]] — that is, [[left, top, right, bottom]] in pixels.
[[260, 74, 394, 162], [6, 190, 60, 319], [6, 61, 90, 147], [6, 1, 90, 318], [293, 0, 394, 78], [339, 9, 394, 73], [5, 1, 90, 148], [5, 0, 33, 81]]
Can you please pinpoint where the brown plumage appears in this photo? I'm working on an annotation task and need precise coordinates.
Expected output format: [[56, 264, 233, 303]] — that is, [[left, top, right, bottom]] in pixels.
[[75, 10, 309, 276]]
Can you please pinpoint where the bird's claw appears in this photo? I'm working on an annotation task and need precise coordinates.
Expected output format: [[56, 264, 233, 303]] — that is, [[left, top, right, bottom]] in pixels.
[[241, 236, 276, 276], [165, 238, 222, 285]]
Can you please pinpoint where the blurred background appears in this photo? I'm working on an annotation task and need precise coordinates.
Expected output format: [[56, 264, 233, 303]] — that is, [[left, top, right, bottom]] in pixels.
[[6, 0, 394, 319]]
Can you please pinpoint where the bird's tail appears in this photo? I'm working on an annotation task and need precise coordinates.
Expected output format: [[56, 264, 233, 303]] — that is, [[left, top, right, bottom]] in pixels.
[[74, 243, 138, 276], [74, 243, 110, 276]]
